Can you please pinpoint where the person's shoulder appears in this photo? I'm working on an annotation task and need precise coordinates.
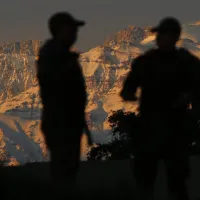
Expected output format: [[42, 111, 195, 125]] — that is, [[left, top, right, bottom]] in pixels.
[[177, 47, 199, 61], [37, 40, 56, 73], [68, 51, 80, 60], [39, 39, 56, 57], [134, 48, 157, 63], [177, 48, 200, 72], [130, 49, 155, 70], [144, 48, 158, 57], [177, 47, 191, 56]]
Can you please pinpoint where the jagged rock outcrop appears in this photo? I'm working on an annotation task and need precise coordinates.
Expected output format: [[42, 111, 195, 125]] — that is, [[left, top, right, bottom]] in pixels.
[[1, 40, 42, 56]]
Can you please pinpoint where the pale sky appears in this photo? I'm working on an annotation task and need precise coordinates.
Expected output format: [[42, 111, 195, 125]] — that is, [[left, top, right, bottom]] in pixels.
[[0, 0, 200, 51]]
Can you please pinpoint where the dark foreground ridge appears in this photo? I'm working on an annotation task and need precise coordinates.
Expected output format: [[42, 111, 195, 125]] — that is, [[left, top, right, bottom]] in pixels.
[[1, 158, 200, 200]]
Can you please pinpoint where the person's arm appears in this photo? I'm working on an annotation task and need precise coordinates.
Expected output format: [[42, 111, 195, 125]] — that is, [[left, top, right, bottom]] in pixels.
[[172, 93, 190, 108], [120, 57, 143, 101], [191, 55, 200, 118]]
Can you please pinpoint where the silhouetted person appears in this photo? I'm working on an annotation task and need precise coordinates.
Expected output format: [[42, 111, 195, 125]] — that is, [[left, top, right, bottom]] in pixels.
[[36, 12, 87, 197], [120, 17, 200, 200]]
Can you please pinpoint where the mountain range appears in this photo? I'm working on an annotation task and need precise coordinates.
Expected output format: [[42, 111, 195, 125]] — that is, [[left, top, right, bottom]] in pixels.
[[1, 22, 200, 165]]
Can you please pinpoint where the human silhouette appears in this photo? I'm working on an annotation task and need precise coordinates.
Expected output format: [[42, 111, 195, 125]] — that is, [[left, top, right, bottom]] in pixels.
[[120, 17, 200, 200], [36, 12, 88, 197]]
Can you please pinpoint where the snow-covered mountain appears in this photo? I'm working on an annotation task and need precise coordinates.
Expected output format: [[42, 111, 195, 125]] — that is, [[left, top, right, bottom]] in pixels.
[[1, 22, 200, 165]]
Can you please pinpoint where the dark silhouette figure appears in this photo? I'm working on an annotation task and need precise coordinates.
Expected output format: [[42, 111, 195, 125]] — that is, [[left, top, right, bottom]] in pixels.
[[120, 17, 200, 200], [36, 12, 87, 197]]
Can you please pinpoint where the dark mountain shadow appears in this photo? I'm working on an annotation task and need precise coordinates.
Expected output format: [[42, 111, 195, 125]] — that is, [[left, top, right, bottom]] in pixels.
[[90, 101, 108, 131]]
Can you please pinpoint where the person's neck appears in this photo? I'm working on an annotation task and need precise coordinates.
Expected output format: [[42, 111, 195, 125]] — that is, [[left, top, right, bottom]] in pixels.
[[159, 46, 176, 53], [52, 38, 71, 50]]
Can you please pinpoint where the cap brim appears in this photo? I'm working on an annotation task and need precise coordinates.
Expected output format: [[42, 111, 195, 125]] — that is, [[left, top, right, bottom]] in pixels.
[[151, 27, 159, 33], [75, 20, 86, 26]]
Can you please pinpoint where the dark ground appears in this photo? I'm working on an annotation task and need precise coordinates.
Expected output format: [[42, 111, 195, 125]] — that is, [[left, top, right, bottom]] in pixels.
[[1, 157, 200, 200]]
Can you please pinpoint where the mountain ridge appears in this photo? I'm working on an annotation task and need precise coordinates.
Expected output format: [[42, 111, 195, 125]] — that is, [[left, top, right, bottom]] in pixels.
[[1, 21, 200, 164]]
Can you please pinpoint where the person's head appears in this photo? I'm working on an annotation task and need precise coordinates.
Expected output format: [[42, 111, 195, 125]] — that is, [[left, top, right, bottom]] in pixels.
[[151, 17, 181, 50], [48, 12, 85, 47]]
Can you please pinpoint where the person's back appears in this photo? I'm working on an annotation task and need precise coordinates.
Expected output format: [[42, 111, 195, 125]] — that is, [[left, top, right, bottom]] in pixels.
[[132, 48, 194, 154], [120, 17, 200, 200], [37, 39, 86, 125], [138, 48, 191, 114]]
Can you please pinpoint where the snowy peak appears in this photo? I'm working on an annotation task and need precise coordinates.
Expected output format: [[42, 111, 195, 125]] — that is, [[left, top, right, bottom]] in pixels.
[[187, 21, 200, 26], [102, 26, 155, 58], [104, 25, 153, 47]]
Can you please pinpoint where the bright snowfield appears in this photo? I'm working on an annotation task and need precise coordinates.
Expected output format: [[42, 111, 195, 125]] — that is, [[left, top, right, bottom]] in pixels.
[[0, 23, 200, 165]]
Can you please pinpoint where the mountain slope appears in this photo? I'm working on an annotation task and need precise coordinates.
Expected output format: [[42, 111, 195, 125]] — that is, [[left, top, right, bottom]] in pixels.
[[1, 21, 200, 164]]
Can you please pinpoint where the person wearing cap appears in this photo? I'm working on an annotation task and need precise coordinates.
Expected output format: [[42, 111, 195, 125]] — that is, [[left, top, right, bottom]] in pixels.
[[36, 12, 87, 197], [120, 17, 200, 200]]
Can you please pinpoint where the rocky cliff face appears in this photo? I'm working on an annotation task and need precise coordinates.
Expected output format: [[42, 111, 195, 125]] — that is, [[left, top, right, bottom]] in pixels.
[[1, 23, 200, 122], [104, 25, 153, 46], [0, 40, 42, 101], [1, 22, 200, 164], [1, 40, 42, 56]]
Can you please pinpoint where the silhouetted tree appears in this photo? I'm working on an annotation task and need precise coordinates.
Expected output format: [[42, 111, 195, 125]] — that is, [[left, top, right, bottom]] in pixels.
[[108, 109, 137, 140], [87, 108, 200, 160], [87, 109, 138, 160]]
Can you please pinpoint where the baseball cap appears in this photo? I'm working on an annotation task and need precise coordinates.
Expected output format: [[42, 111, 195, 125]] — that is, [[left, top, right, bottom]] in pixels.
[[48, 12, 85, 36], [151, 17, 181, 36]]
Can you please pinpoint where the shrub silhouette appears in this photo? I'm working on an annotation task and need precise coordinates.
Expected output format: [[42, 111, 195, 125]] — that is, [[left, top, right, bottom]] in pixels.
[[87, 109, 138, 160]]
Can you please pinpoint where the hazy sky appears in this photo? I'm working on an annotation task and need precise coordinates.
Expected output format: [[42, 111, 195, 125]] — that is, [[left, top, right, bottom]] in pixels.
[[0, 0, 200, 51]]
